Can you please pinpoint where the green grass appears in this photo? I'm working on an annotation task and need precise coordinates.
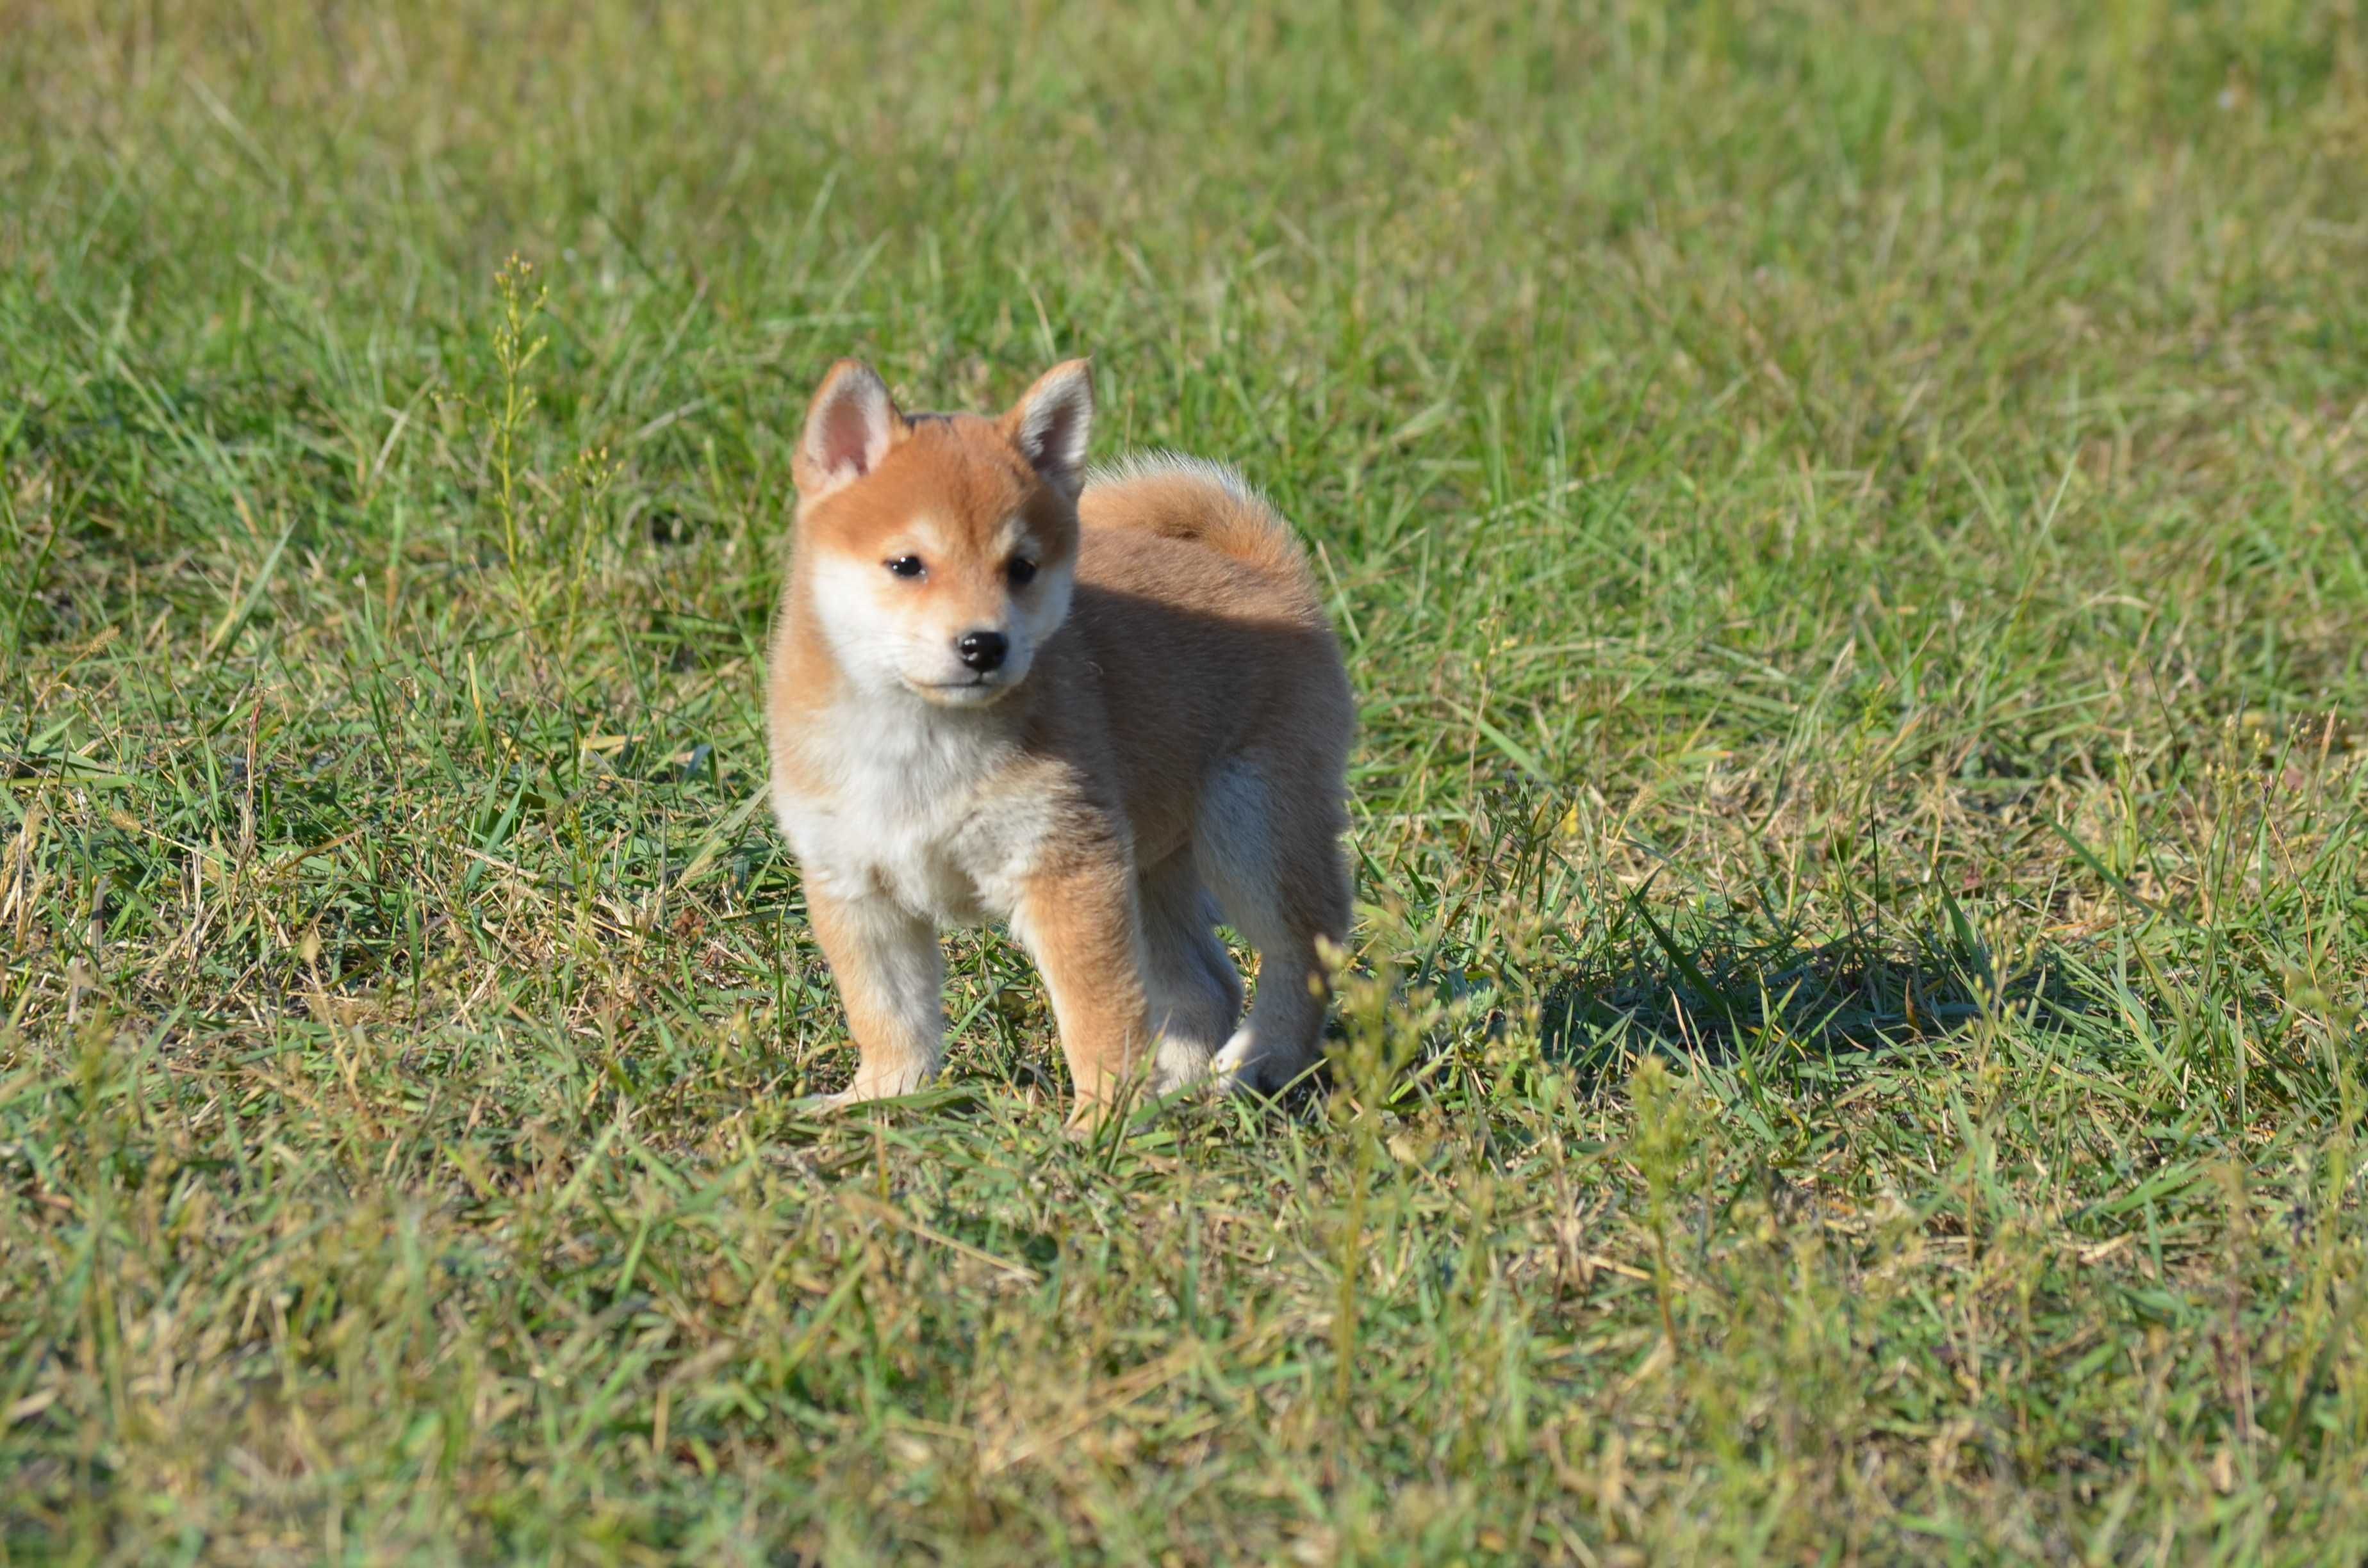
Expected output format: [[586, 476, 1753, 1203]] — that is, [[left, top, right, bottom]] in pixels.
[[4, 0, 2366, 1560]]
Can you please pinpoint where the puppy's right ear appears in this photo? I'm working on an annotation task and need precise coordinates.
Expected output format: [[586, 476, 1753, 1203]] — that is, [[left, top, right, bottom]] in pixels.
[[794, 360, 906, 502]]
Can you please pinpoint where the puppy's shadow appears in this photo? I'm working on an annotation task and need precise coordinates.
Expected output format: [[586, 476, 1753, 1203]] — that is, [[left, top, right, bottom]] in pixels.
[[1531, 901, 2077, 1088]]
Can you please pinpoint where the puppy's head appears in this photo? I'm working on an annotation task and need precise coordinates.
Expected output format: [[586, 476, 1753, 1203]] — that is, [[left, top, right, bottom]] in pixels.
[[790, 359, 1091, 707]]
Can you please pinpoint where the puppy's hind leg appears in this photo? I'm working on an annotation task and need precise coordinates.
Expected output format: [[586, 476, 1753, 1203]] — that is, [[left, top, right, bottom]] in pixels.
[[1196, 758, 1351, 1097], [1137, 852, 1245, 1091]]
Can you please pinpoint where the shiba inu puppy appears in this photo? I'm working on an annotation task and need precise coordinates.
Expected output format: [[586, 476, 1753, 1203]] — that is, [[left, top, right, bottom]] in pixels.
[[764, 358, 1353, 1123]]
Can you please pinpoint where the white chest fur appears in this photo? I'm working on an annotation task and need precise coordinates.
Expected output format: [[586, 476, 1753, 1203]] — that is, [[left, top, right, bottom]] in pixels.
[[772, 698, 1050, 926]]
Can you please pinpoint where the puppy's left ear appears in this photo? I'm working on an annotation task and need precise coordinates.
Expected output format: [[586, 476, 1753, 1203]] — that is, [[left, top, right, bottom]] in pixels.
[[1002, 359, 1094, 500]]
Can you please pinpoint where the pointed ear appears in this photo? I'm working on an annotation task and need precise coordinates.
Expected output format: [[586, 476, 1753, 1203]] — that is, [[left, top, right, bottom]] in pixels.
[[794, 359, 906, 501], [1001, 359, 1094, 499]]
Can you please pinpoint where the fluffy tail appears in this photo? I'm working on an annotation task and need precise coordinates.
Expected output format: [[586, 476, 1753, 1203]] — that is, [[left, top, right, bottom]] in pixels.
[[1080, 452, 1315, 592]]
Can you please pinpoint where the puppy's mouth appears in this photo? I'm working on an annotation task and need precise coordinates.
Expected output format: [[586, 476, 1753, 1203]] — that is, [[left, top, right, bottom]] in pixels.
[[905, 674, 1017, 706]]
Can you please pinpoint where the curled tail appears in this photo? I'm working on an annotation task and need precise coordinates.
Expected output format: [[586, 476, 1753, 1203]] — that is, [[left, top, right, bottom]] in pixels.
[[1080, 452, 1318, 597]]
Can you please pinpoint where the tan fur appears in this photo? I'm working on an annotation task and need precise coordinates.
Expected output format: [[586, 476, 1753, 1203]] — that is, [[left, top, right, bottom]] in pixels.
[[765, 359, 1353, 1122]]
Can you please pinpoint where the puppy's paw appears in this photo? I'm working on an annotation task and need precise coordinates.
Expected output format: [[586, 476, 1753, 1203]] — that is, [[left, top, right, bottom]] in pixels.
[[1211, 1028, 1323, 1099], [1149, 1034, 1219, 1096], [1209, 1026, 1265, 1095], [802, 1056, 937, 1113]]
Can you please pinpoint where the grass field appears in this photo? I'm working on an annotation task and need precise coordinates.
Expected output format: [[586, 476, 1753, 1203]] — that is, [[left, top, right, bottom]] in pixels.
[[4, 1, 2367, 1561]]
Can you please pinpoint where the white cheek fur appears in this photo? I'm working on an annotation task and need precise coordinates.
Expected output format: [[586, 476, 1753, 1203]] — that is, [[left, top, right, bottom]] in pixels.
[[982, 562, 1073, 687], [1028, 565, 1075, 651], [809, 553, 922, 689]]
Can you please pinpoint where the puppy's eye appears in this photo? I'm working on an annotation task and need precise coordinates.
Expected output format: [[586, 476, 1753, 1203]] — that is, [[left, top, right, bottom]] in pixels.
[[885, 556, 925, 579], [1006, 557, 1039, 588]]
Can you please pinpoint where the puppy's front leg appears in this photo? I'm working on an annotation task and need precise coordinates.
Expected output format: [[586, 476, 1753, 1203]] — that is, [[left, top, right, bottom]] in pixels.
[[1014, 855, 1153, 1124], [807, 884, 944, 1103]]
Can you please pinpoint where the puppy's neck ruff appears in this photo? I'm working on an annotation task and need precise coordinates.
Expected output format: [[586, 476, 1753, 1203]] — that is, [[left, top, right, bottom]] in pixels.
[[771, 644, 1047, 929]]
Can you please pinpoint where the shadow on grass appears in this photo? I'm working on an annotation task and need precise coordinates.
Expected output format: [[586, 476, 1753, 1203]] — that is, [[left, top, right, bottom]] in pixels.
[[1529, 901, 2080, 1083]]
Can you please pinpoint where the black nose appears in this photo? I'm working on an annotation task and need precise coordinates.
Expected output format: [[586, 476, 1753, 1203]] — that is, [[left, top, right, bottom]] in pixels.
[[956, 630, 1008, 673]]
